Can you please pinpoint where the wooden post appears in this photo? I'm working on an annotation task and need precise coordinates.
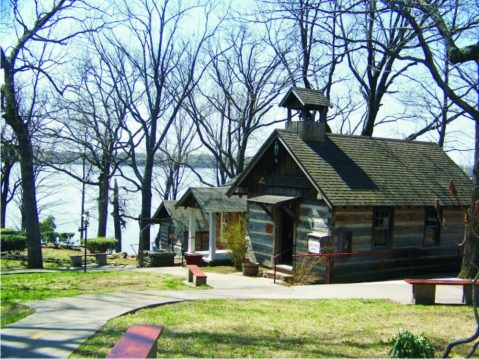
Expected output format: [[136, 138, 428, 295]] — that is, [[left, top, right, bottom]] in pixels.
[[188, 207, 196, 253], [326, 256, 331, 284], [413, 284, 436, 305], [208, 212, 217, 261]]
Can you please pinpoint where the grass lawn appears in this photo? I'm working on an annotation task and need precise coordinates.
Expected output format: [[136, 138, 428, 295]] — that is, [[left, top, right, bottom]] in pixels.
[[0, 247, 138, 271], [1, 271, 190, 328], [72, 299, 476, 358]]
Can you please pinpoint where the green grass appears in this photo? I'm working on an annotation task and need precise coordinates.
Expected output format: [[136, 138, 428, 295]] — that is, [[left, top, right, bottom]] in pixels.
[[1, 271, 189, 327], [72, 299, 476, 358], [0, 247, 138, 271]]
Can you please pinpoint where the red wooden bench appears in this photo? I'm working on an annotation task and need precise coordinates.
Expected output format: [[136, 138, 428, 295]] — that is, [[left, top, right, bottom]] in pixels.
[[187, 264, 207, 286], [106, 324, 163, 358], [404, 278, 479, 305]]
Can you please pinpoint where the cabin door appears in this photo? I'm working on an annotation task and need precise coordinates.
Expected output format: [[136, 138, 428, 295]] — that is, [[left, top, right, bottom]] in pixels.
[[279, 208, 294, 265]]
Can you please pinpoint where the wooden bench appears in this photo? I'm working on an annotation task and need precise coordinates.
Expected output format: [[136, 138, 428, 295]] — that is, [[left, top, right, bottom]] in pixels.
[[405, 278, 479, 305], [106, 324, 163, 358], [187, 264, 207, 286]]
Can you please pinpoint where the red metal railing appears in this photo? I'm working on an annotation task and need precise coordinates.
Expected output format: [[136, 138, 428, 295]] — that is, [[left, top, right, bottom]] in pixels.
[[272, 253, 280, 284], [290, 251, 386, 284], [272, 246, 296, 284]]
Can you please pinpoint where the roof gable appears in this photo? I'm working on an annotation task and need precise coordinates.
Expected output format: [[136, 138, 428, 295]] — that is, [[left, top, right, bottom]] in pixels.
[[229, 129, 473, 207], [279, 87, 330, 110], [279, 130, 472, 207], [177, 187, 247, 213], [153, 200, 208, 232]]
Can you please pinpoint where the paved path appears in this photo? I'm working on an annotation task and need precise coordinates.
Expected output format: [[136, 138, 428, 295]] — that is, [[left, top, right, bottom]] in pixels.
[[0, 267, 467, 358]]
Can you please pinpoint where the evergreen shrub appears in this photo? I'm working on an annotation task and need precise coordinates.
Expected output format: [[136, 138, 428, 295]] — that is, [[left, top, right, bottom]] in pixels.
[[389, 330, 435, 358], [81, 237, 118, 253]]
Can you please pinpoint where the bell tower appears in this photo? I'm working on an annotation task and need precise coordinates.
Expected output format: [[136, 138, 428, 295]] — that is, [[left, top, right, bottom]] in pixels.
[[279, 87, 331, 142]]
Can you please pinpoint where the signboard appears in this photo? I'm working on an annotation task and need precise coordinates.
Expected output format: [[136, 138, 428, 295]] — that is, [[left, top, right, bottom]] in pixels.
[[265, 223, 273, 234], [308, 239, 321, 254]]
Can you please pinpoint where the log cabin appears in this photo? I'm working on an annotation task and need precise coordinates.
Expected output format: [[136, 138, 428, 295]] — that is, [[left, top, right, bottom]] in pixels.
[[153, 200, 208, 256], [227, 87, 473, 283], [176, 187, 247, 263]]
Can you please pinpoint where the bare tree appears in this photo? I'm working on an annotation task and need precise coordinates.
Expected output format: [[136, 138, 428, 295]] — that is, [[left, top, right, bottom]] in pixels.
[[403, 57, 466, 147], [338, 0, 420, 136], [45, 57, 128, 238], [154, 113, 197, 201], [111, 179, 126, 252], [185, 28, 288, 185], [386, 0, 479, 279], [0, 124, 20, 228], [257, 0, 358, 133], [1, 0, 101, 268], [96, 0, 219, 264]]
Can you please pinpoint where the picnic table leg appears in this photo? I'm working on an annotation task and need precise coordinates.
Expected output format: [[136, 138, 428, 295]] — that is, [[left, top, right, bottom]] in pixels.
[[463, 286, 478, 305], [413, 284, 436, 305]]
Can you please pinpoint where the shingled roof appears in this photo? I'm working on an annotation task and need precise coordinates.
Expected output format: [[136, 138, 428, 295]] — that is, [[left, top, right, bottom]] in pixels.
[[229, 129, 472, 208], [279, 87, 331, 109], [176, 187, 247, 213], [153, 200, 208, 232]]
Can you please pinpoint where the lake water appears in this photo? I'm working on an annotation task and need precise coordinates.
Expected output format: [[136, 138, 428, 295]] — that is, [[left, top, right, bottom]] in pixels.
[[5, 164, 213, 254]]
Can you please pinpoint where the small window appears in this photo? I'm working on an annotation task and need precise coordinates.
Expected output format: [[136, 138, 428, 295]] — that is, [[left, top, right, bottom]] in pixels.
[[372, 207, 393, 248], [339, 230, 352, 253], [424, 207, 441, 246]]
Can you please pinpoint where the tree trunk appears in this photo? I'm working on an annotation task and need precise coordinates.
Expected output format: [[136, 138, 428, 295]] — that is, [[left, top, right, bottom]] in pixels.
[[112, 180, 122, 252], [18, 135, 43, 268], [459, 120, 479, 278], [2, 50, 42, 268], [0, 161, 13, 228], [361, 85, 380, 137], [138, 156, 153, 266], [97, 168, 110, 237]]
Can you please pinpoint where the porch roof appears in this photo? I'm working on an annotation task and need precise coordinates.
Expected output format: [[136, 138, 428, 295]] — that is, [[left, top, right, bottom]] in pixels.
[[248, 195, 299, 205], [176, 187, 247, 213], [153, 200, 208, 232]]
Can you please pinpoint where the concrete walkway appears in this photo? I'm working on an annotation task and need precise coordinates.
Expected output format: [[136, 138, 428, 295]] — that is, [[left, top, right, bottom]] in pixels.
[[0, 267, 467, 358]]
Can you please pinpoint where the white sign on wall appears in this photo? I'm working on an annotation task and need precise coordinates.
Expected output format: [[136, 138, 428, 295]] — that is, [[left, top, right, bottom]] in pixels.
[[308, 239, 321, 254]]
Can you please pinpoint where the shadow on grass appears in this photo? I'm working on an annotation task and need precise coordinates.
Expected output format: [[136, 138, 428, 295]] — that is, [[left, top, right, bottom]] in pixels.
[[73, 325, 390, 358], [158, 329, 388, 358]]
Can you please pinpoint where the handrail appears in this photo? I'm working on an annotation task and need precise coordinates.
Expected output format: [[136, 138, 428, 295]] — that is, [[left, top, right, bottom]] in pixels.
[[292, 251, 386, 284], [272, 245, 295, 284], [272, 253, 281, 284]]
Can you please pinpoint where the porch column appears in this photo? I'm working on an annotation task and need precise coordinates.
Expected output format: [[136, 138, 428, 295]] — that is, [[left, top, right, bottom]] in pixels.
[[208, 212, 217, 261], [188, 207, 196, 253]]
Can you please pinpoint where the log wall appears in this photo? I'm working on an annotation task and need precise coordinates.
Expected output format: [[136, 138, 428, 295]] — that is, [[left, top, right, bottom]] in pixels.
[[247, 202, 274, 267], [293, 199, 332, 280], [329, 206, 463, 283]]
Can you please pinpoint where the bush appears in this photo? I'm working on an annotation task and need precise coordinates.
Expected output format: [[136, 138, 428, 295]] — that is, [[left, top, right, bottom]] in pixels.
[[42, 231, 57, 246], [42, 231, 75, 248], [292, 257, 322, 285], [223, 216, 248, 270], [81, 237, 118, 253], [389, 330, 435, 358], [1, 229, 27, 252], [58, 232, 75, 247], [0, 228, 24, 236], [39, 215, 56, 233]]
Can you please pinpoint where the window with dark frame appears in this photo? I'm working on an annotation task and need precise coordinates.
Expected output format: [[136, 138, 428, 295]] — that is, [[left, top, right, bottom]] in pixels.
[[424, 207, 441, 246], [372, 207, 393, 248], [339, 230, 353, 253]]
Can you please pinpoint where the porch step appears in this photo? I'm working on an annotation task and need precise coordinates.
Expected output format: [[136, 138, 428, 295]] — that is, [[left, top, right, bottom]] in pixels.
[[275, 264, 293, 274], [265, 269, 294, 283]]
